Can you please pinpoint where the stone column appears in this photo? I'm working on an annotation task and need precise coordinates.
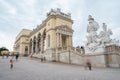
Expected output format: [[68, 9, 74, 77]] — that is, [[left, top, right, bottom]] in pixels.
[[57, 33, 59, 47], [44, 39, 46, 51], [67, 36, 69, 50], [60, 34, 62, 47], [41, 36, 43, 53], [70, 35, 73, 47], [36, 40, 38, 54], [67, 35, 71, 50], [56, 33, 58, 47], [32, 41, 34, 54], [56, 33, 59, 61]]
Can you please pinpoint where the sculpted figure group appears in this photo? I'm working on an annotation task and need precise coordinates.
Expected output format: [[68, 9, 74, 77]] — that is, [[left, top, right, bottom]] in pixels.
[[86, 15, 118, 51]]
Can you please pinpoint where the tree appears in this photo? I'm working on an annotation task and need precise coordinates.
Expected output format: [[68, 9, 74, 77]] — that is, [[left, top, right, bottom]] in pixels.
[[0, 47, 9, 55]]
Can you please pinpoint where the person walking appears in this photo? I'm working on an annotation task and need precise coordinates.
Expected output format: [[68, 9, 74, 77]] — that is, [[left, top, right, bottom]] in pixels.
[[85, 57, 92, 70], [10, 59, 14, 69], [43, 56, 46, 62], [15, 53, 19, 61]]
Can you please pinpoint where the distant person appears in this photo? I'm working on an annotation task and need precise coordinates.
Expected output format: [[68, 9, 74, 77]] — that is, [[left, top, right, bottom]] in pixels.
[[41, 57, 43, 62], [85, 57, 92, 70], [43, 56, 46, 62], [10, 59, 14, 69], [6, 54, 9, 58], [40, 54, 43, 62], [15, 53, 19, 61]]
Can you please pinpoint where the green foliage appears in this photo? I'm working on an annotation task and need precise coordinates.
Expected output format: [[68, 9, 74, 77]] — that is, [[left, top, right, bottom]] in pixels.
[[0, 47, 9, 55]]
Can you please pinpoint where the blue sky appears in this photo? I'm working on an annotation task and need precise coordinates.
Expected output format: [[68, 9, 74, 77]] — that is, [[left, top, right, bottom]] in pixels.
[[0, 0, 120, 51]]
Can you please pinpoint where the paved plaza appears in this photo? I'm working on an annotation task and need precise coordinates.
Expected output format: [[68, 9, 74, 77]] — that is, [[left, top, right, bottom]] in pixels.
[[0, 56, 120, 80]]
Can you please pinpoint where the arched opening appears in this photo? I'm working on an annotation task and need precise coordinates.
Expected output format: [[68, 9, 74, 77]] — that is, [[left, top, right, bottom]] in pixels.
[[37, 33, 41, 52], [33, 36, 36, 53]]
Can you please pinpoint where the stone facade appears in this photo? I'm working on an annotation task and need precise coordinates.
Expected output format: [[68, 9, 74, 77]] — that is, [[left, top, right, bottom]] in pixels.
[[14, 29, 32, 55], [105, 45, 120, 67], [28, 9, 74, 60], [14, 9, 78, 57]]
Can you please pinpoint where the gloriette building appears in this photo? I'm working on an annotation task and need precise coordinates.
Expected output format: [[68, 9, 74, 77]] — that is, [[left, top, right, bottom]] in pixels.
[[14, 9, 83, 60]]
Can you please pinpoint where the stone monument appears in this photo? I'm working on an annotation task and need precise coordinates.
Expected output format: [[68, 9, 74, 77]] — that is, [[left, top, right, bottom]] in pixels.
[[84, 15, 120, 67], [85, 15, 119, 54]]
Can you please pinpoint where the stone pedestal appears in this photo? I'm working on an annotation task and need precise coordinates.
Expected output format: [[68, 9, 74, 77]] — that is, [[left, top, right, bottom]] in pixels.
[[84, 47, 107, 67]]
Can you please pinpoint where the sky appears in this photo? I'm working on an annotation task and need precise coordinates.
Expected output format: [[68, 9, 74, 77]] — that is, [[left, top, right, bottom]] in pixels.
[[0, 0, 120, 51]]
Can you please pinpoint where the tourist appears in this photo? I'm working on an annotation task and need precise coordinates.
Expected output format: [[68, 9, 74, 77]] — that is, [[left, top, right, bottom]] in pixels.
[[10, 59, 14, 69], [15, 53, 19, 61], [41, 57, 43, 62], [43, 56, 46, 62], [85, 57, 92, 70]]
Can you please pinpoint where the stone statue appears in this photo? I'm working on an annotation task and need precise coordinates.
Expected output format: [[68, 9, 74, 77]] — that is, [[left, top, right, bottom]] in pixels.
[[98, 23, 113, 47], [86, 15, 99, 45], [86, 15, 100, 51], [85, 15, 119, 52]]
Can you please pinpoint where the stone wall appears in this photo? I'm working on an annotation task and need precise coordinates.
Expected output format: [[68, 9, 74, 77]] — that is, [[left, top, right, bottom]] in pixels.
[[32, 49, 120, 68], [59, 51, 107, 67]]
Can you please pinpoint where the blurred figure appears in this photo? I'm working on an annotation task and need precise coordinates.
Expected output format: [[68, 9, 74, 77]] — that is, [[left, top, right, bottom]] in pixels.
[[15, 53, 19, 61], [85, 57, 92, 70], [10, 58, 14, 69], [43, 56, 46, 62], [6, 54, 9, 58]]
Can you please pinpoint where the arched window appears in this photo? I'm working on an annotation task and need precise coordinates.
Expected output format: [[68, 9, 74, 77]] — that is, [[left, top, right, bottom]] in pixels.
[[48, 35, 50, 47]]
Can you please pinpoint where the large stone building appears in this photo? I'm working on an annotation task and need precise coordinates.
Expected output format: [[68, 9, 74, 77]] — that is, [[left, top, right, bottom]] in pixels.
[[14, 9, 82, 59]]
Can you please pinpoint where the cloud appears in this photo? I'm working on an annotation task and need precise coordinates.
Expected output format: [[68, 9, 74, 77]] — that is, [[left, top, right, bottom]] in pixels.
[[0, 0, 17, 15], [0, 31, 15, 51]]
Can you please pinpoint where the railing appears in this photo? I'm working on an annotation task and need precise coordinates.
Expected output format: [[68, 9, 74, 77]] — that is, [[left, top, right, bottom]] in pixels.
[[56, 46, 85, 55]]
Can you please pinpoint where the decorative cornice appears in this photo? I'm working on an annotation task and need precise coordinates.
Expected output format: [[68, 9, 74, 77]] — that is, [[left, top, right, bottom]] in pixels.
[[29, 23, 46, 37]]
